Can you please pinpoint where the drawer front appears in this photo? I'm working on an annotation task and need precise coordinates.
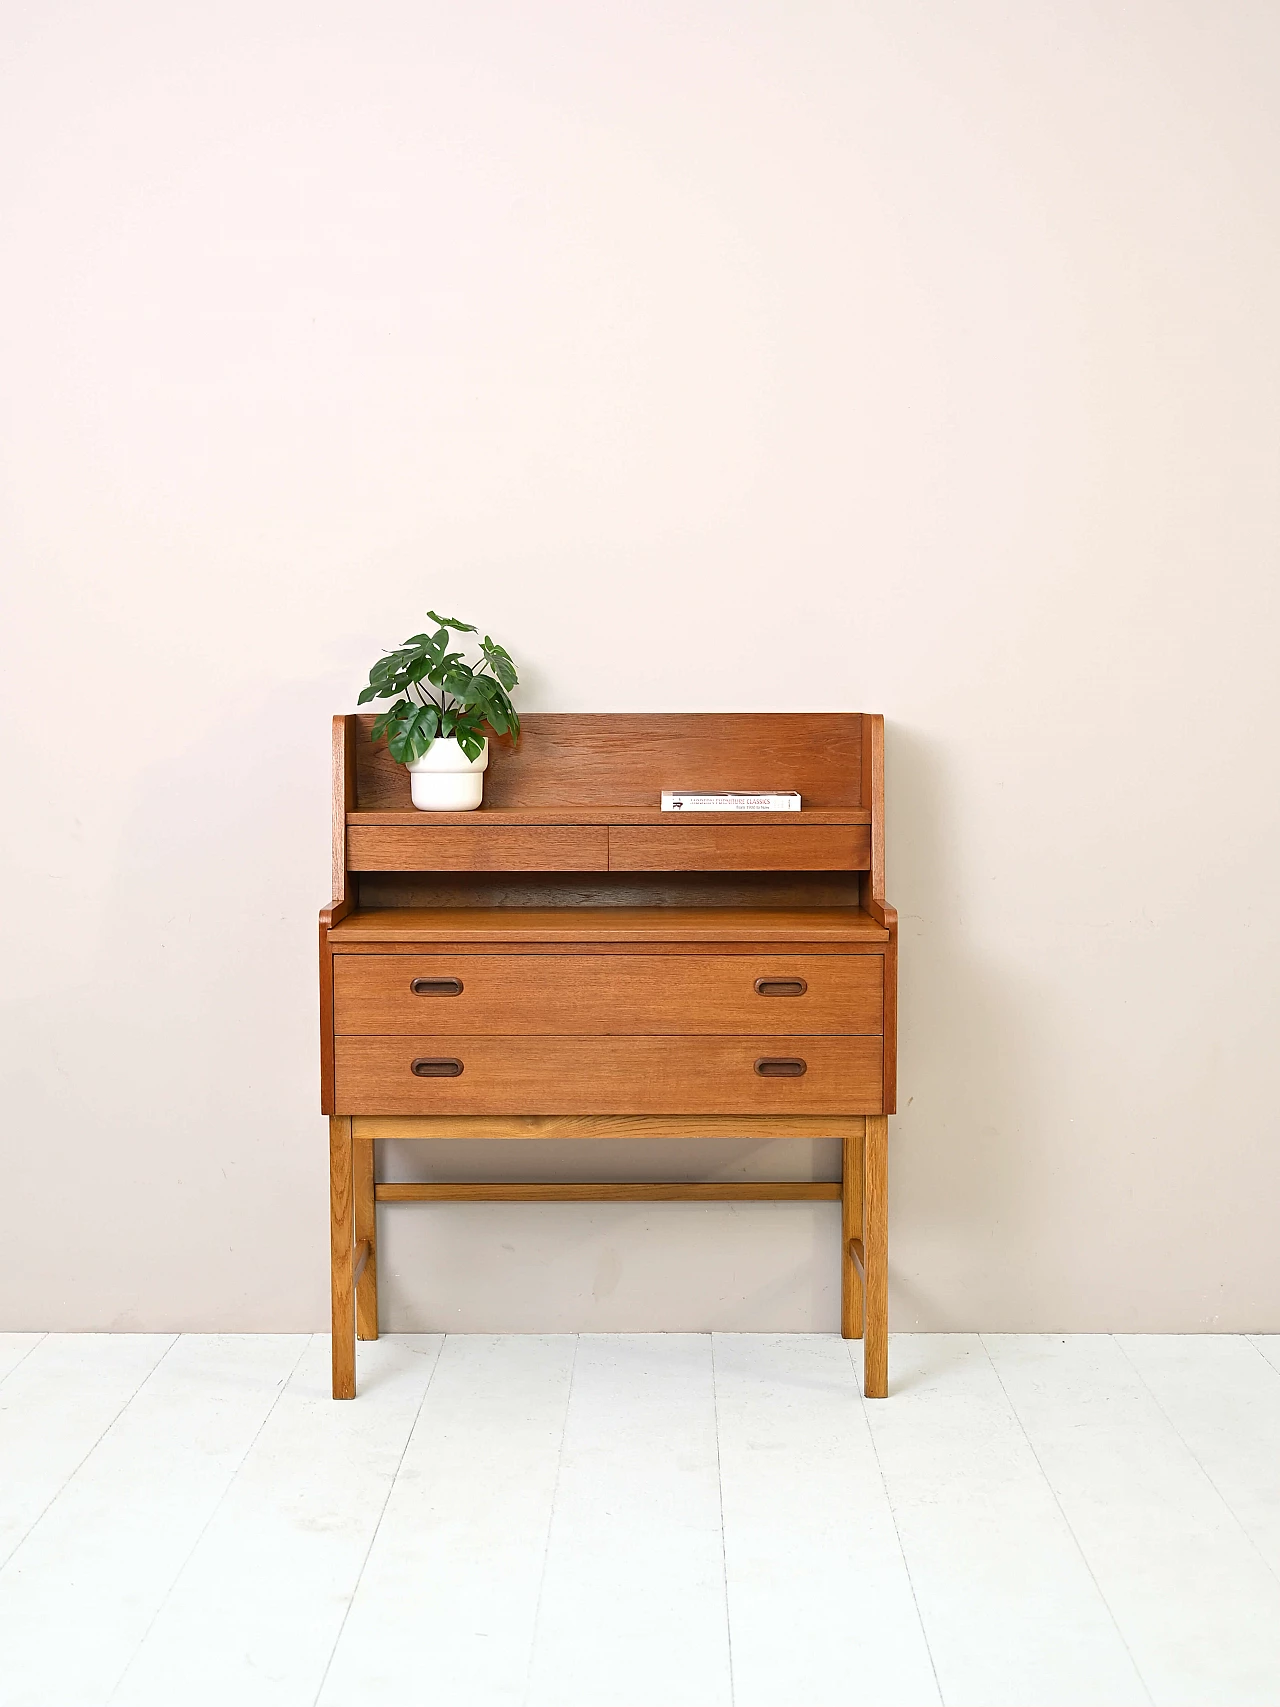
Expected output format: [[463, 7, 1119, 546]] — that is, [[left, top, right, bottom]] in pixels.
[[608, 825, 869, 871], [346, 825, 608, 872], [334, 954, 882, 1036], [334, 1035, 882, 1115]]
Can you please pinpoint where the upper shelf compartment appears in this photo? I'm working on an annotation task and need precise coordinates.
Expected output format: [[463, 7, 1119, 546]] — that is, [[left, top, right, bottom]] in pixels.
[[340, 713, 875, 873], [352, 712, 865, 812]]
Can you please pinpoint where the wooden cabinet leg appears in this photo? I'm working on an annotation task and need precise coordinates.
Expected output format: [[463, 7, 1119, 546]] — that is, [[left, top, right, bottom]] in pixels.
[[863, 1114, 888, 1398], [354, 1134, 378, 1341], [840, 1121, 864, 1340], [329, 1115, 356, 1399]]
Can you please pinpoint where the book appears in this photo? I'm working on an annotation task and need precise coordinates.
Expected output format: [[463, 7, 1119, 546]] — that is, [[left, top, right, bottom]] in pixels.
[[660, 790, 801, 812]]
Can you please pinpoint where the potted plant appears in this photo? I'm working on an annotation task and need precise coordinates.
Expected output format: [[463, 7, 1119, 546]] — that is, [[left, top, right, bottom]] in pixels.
[[358, 612, 520, 810]]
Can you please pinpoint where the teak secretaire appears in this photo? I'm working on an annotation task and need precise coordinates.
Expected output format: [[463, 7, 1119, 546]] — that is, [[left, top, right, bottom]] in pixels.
[[320, 713, 896, 1398]]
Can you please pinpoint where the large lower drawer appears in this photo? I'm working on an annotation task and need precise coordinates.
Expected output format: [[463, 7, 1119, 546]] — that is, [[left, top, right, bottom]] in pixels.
[[333, 1035, 883, 1115], [333, 953, 883, 1036]]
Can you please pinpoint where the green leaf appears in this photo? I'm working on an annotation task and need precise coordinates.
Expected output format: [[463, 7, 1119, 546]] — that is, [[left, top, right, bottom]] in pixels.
[[427, 610, 477, 633], [386, 703, 435, 764], [427, 650, 467, 689], [372, 699, 413, 745], [443, 663, 479, 699], [456, 727, 486, 762], [481, 637, 518, 689], [357, 684, 381, 704]]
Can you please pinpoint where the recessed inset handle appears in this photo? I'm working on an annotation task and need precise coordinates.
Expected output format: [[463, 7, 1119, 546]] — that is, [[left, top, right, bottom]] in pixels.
[[411, 1057, 464, 1078], [410, 977, 463, 997], [754, 1057, 807, 1078], [754, 977, 808, 998]]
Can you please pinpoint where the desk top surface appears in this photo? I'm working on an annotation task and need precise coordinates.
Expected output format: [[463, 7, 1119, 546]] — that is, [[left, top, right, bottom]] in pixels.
[[327, 906, 890, 944], [345, 807, 872, 827]]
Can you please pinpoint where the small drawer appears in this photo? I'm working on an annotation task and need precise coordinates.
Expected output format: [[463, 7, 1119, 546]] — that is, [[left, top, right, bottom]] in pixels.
[[334, 953, 883, 1036], [333, 1035, 883, 1115], [346, 824, 608, 872], [608, 825, 869, 872]]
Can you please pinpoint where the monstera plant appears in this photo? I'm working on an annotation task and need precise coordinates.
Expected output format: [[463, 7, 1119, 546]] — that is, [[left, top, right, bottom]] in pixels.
[[358, 613, 520, 810]]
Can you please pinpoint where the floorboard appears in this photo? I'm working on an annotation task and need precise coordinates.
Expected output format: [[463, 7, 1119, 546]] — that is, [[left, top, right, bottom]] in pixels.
[[1117, 1335, 1280, 1584], [715, 1332, 939, 1707], [318, 1334, 575, 1707], [524, 1333, 732, 1707], [986, 1333, 1280, 1707], [1, 1333, 1278, 1707], [111, 1335, 442, 1707], [0, 1334, 174, 1572], [0, 1336, 305, 1707], [870, 1334, 1147, 1707], [0, 1334, 45, 1386]]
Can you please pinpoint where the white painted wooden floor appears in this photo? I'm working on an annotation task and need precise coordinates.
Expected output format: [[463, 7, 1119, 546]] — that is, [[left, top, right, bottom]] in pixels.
[[1, 1334, 1279, 1706]]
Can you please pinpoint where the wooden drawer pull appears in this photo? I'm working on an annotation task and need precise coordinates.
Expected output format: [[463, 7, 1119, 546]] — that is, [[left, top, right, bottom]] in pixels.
[[754, 977, 808, 998], [754, 1056, 807, 1078], [411, 1057, 464, 1078], [410, 977, 464, 997]]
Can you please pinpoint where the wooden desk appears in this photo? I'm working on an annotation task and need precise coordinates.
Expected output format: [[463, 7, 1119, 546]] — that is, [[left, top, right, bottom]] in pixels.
[[320, 713, 897, 1398]]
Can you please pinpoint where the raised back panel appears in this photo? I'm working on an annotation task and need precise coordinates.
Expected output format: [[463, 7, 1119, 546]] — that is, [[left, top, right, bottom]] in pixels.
[[354, 712, 862, 810]]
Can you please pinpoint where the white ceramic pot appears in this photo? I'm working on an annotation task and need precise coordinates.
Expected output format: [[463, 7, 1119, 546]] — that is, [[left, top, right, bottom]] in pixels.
[[406, 737, 489, 811]]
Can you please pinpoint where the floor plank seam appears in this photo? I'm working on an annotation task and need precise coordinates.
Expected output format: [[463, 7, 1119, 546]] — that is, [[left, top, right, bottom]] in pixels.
[[520, 1332, 580, 1707], [849, 1338, 945, 1707], [0, 1333, 180, 1579], [105, 1332, 313, 1706], [0, 1334, 48, 1391], [1113, 1335, 1280, 1597], [1248, 1335, 1280, 1378], [310, 1332, 447, 1707], [708, 1334, 736, 1707], [978, 1334, 1155, 1707]]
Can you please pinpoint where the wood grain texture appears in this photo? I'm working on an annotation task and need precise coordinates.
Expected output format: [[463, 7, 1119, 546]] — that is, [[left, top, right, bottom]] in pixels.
[[863, 1112, 888, 1398], [349, 807, 872, 826], [320, 717, 357, 1113], [327, 906, 889, 944], [857, 714, 897, 1110], [333, 715, 356, 902], [860, 713, 884, 895], [334, 1034, 882, 1116], [841, 1123, 865, 1341], [354, 1135, 377, 1341], [346, 824, 608, 872], [609, 825, 870, 872], [882, 924, 898, 1114], [352, 1114, 864, 1140], [353, 711, 863, 810], [358, 870, 863, 911], [376, 1181, 841, 1202], [858, 715, 892, 925], [333, 953, 883, 1037], [329, 1116, 355, 1400], [333, 940, 888, 958], [319, 927, 336, 1114]]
